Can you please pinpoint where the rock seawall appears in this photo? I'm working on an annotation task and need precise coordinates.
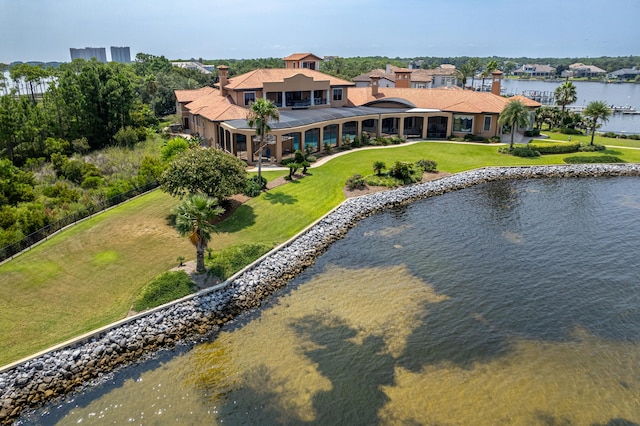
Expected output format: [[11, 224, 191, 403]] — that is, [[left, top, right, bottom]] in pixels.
[[2, 164, 640, 424]]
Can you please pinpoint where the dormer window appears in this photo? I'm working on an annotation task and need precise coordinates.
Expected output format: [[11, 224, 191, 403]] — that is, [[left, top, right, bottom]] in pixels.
[[244, 92, 256, 106]]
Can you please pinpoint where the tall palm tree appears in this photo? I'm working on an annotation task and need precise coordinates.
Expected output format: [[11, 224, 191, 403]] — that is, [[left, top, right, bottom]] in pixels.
[[246, 98, 280, 186], [467, 58, 482, 90], [554, 81, 577, 115], [582, 100, 611, 146], [499, 100, 531, 150], [457, 63, 474, 89], [174, 193, 224, 274]]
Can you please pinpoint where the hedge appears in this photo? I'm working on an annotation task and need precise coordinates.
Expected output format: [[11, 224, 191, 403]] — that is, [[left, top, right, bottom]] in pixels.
[[528, 142, 580, 154]]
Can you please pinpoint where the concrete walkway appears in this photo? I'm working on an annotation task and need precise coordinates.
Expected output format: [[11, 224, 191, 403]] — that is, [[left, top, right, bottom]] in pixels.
[[246, 139, 505, 172]]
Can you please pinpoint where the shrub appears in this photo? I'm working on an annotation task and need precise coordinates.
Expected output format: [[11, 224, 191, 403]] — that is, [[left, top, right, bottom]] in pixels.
[[489, 136, 501, 143], [306, 155, 317, 163], [499, 146, 540, 157], [323, 143, 333, 155], [360, 132, 370, 145], [416, 159, 437, 172], [528, 142, 580, 154], [243, 175, 266, 197], [365, 175, 398, 187], [206, 243, 273, 281], [138, 155, 165, 183], [294, 149, 306, 164], [524, 129, 541, 137], [287, 162, 301, 179], [346, 174, 367, 190], [131, 271, 195, 312], [62, 160, 88, 184], [603, 132, 618, 138], [560, 127, 583, 135], [161, 137, 191, 161], [563, 155, 625, 164], [389, 161, 415, 183], [113, 126, 140, 148], [463, 134, 488, 142], [352, 135, 361, 148], [81, 176, 104, 190], [105, 179, 134, 199], [578, 143, 606, 152]]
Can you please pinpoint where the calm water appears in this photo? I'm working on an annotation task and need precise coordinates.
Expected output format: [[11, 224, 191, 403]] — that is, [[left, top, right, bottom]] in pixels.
[[500, 79, 640, 134], [20, 177, 640, 425]]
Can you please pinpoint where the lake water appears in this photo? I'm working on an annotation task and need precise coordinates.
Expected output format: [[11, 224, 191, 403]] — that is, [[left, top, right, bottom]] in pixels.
[[19, 177, 640, 425]]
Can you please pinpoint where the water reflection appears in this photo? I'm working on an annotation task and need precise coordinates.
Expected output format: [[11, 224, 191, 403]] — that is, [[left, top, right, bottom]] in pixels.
[[20, 178, 640, 425]]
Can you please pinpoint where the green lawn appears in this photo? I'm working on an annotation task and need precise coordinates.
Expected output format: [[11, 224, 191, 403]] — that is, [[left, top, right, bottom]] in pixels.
[[537, 131, 640, 149], [2, 140, 640, 366]]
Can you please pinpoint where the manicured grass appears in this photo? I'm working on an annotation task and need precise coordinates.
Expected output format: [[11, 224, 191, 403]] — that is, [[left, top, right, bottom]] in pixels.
[[538, 131, 640, 149], [0, 190, 193, 365], [2, 141, 640, 366]]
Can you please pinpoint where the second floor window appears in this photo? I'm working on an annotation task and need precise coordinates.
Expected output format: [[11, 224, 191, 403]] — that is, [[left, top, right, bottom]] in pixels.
[[332, 88, 343, 101], [244, 92, 256, 106]]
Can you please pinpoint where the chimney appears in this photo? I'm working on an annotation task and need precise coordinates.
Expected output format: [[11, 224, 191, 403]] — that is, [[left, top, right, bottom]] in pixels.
[[370, 75, 381, 96], [198, 57, 203, 64], [217, 65, 229, 96], [394, 69, 411, 89], [386, 64, 391, 75], [491, 70, 503, 96]]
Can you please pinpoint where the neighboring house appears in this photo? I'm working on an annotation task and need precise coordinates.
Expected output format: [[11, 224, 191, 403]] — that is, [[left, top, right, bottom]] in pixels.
[[561, 63, 606, 79], [606, 67, 640, 81], [513, 64, 556, 78], [175, 54, 539, 165], [353, 64, 458, 89], [172, 61, 213, 74]]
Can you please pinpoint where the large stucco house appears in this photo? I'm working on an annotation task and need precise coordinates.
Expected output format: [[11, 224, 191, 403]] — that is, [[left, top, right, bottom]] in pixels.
[[352, 64, 459, 89], [176, 53, 539, 165]]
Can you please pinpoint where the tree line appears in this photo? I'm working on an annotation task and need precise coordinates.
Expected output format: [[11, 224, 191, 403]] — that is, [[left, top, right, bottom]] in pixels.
[[0, 54, 214, 250]]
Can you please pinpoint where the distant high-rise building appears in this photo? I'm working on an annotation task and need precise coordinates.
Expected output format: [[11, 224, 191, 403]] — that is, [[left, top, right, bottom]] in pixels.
[[69, 47, 107, 62], [110, 46, 131, 63]]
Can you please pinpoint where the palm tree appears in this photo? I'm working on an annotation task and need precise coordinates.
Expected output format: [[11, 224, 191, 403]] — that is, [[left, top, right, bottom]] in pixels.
[[467, 58, 482, 90], [554, 81, 577, 115], [481, 60, 499, 91], [457, 63, 474, 89], [246, 98, 280, 186], [174, 193, 224, 274], [373, 161, 386, 176], [582, 100, 611, 145], [499, 100, 531, 150]]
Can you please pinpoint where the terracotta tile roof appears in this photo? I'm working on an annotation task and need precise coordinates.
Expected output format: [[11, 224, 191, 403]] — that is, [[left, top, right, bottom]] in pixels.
[[352, 65, 456, 84], [221, 68, 354, 90], [352, 69, 394, 82], [347, 87, 540, 114], [183, 89, 248, 122], [283, 53, 323, 62], [175, 86, 216, 103]]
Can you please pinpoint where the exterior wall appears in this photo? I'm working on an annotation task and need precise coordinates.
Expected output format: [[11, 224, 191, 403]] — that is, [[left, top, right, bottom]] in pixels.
[[176, 102, 189, 129], [355, 79, 395, 88], [220, 110, 457, 165], [451, 113, 500, 138]]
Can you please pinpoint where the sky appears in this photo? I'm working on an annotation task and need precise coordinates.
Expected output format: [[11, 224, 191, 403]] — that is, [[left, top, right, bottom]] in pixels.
[[1, 0, 640, 64]]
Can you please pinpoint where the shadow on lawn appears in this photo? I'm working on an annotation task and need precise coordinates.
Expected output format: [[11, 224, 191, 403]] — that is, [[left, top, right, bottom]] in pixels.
[[263, 191, 298, 205]]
